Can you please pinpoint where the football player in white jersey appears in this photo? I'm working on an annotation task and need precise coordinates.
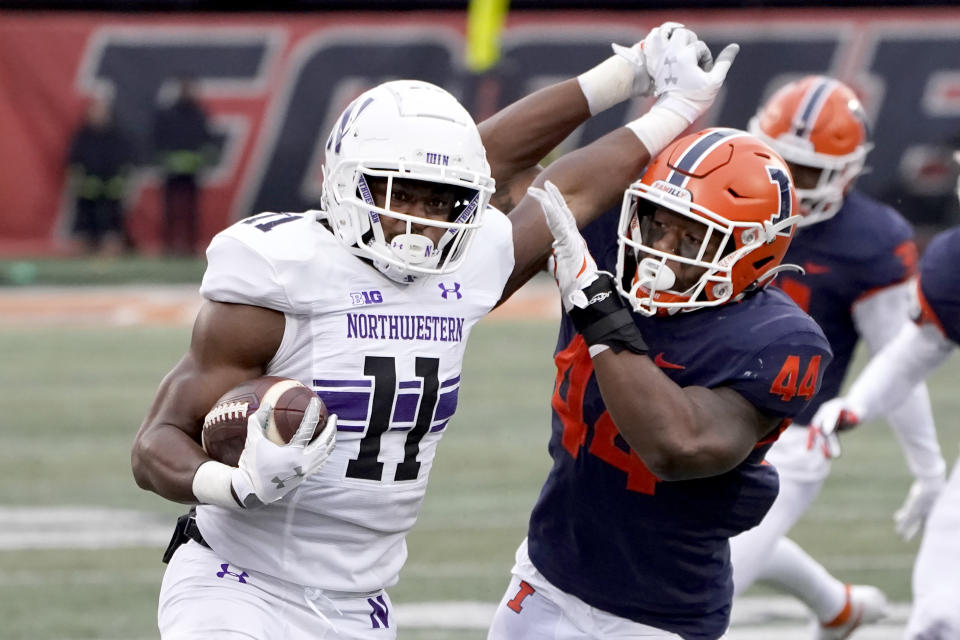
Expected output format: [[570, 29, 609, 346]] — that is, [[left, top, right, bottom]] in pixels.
[[131, 23, 738, 639]]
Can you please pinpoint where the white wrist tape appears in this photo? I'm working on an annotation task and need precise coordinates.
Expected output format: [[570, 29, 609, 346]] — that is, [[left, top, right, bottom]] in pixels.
[[588, 343, 612, 358], [192, 460, 243, 510], [626, 106, 690, 159], [577, 54, 636, 115]]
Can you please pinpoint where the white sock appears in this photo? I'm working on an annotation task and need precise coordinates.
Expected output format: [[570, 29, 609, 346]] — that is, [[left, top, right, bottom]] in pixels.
[[759, 537, 848, 622]]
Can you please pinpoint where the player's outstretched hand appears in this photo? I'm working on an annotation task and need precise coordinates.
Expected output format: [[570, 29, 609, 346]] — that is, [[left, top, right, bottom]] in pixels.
[[529, 181, 599, 312], [231, 398, 338, 508], [578, 21, 686, 114], [643, 26, 739, 124], [894, 475, 946, 541], [608, 21, 685, 99], [808, 396, 862, 459]]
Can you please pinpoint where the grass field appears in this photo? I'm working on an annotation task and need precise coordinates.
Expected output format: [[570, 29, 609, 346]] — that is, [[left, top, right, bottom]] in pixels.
[[1, 302, 958, 639], [0, 256, 205, 287]]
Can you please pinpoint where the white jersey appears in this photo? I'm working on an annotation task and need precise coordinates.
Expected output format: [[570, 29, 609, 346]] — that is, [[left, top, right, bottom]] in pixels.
[[194, 209, 514, 592]]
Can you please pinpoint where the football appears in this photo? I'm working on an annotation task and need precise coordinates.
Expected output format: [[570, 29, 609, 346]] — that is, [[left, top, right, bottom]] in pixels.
[[201, 376, 328, 467]]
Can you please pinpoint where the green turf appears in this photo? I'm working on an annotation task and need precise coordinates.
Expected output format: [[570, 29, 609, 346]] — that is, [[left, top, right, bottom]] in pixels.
[[0, 256, 205, 286], [0, 318, 957, 639]]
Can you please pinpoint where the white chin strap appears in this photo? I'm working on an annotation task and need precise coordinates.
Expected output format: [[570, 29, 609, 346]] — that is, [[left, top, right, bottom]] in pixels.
[[372, 257, 418, 283]]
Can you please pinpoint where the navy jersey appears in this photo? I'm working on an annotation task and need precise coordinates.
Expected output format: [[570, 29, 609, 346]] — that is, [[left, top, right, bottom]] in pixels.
[[527, 207, 832, 639], [916, 226, 960, 346], [774, 190, 915, 422]]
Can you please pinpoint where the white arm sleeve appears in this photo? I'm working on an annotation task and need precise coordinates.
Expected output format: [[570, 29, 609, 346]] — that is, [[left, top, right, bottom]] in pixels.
[[847, 321, 954, 425], [852, 284, 946, 480]]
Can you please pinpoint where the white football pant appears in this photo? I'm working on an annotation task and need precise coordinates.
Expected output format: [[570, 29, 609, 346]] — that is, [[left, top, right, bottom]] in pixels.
[[905, 456, 960, 639], [729, 425, 854, 623], [159, 541, 396, 640], [729, 425, 830, 594], [487, 538, 683, 640]]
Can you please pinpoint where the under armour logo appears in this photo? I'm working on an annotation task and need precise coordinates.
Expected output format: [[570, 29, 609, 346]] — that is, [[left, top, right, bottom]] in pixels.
[[663, 56, 678, 86], [438, 282, 462, 299], [216, 564, 249, 583], [271, 466, 304, 489]]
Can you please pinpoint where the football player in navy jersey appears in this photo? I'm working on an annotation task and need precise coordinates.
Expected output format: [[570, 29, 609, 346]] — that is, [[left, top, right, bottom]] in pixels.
[[487, 127, 833, 640], [727, 76, 946, 638], [131, 23, 739, 640], [811, 222, 960, 639]]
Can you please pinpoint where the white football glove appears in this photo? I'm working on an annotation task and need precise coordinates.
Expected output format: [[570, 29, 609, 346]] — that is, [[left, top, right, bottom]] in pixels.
[[578, 21, 686, 114], [894, 474, 946, 541], [643, 27, 739, 124], [528, 181, 600, 313], [231, 398, 337, 507], [609, 21, 686, 99], [807, 396, 863, 459]]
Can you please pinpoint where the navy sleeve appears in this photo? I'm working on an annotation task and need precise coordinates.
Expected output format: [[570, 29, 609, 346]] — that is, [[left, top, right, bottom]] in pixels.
[[727, 339, 833, 419], [917, 227, 960, 345]]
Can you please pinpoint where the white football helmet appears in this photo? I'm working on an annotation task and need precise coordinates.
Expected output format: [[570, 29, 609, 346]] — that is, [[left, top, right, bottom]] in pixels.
[[748, 75, 872, 227], [321, 80, 495, 283]]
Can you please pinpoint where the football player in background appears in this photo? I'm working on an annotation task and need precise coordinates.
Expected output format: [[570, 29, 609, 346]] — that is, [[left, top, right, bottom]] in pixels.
[[727, 76, 946, 639], [487, 126, 832, 638], [811, 155, 960, 639], [131, 24, 737, 639]]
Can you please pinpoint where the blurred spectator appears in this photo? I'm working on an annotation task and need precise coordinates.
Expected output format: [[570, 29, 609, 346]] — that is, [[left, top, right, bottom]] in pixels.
[[66, 96, 134, 256], [152, 78, 214, 256]]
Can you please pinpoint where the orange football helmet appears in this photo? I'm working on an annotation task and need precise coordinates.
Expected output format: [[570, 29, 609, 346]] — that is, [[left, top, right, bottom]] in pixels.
[[748, 75, 871, 226], [616, 128, 801, 316]]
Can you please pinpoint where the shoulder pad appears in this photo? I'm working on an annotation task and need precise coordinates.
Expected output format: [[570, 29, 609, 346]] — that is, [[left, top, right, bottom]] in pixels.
[[199, 212, 320, 313]]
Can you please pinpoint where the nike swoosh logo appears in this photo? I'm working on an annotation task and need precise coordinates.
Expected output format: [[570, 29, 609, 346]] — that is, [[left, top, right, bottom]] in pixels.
[[654, 352, 685, 370], [803, 261, 831, 274]]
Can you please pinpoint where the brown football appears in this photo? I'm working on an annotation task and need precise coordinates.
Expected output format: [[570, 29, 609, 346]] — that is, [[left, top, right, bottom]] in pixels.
[[201, 376, 328, 467]]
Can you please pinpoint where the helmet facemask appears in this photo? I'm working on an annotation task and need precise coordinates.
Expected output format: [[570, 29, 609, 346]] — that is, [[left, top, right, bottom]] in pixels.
[[327, 161, 489, 283], [617, 184, 741, 316]]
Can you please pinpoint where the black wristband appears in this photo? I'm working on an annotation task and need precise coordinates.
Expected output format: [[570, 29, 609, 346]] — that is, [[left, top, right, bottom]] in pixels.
[[567, 274, 648, 355]]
